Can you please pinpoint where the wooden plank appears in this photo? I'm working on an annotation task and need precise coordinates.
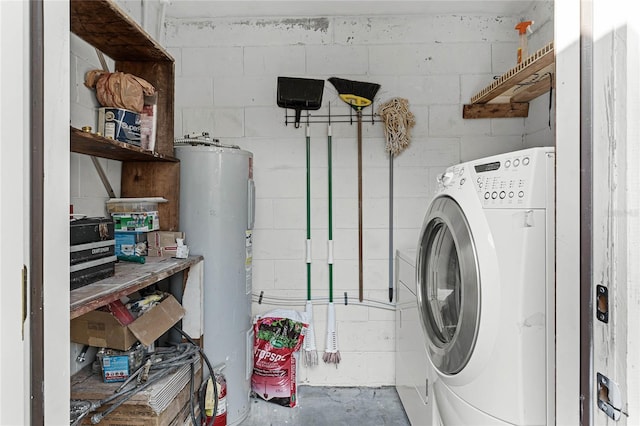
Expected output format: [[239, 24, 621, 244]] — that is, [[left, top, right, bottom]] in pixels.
[[70, 256, 203, 319], [121, 162, 180, 231], [71, 127, 178, 162], [71, 0, 172, 62], [471, 42, 554, 104], [462, 102, 529, 119]]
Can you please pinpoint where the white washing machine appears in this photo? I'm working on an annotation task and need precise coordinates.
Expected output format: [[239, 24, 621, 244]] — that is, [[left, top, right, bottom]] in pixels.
[[416, 147, 555, 425]]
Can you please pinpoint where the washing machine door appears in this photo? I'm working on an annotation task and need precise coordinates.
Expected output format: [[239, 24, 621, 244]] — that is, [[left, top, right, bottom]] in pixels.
[[417, 195, 480, 375]]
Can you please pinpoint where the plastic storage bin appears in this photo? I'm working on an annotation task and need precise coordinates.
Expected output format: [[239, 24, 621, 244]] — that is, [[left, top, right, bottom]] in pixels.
[[106, 197, 167, 213]]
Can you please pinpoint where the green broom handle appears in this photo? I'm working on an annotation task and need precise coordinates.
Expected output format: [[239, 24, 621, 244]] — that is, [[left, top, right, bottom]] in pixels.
[[328, 125, 334, 303], [306, 125, 312, 301]]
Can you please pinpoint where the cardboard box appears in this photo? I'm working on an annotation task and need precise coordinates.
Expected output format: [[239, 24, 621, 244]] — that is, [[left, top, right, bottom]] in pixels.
[[96, 345, 145, 383], [70, 295, 185, 350], [112, 211, 159, 232], [147, 231, 185, 258], [114, 231, 147, 256], [98, 107, 141, 146]]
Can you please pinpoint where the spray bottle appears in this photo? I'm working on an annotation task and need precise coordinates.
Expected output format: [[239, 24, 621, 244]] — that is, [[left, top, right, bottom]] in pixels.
[[515, 20, 534, 64]]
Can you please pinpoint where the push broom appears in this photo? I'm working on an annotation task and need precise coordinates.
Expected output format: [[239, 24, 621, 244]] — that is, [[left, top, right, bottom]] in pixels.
[[323, 123, 340, 365], [328, 77, 380, 302]]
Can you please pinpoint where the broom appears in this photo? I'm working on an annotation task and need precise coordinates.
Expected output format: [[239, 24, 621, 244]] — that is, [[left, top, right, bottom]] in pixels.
[[328, 77, 380, 302], [302, 123, 318, 366], [323, 123, 340, 365]]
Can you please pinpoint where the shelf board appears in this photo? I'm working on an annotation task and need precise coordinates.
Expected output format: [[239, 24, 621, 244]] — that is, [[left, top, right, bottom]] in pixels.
[[70, 0, 173, 62], [71, 127, 178, 162], [70, 256, 203, 320], [462, 102, 529, 119], [463, 42, 554, 119]]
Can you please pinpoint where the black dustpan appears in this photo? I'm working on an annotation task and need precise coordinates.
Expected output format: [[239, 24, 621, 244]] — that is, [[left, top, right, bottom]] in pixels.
[[277, 77, 324, 127]]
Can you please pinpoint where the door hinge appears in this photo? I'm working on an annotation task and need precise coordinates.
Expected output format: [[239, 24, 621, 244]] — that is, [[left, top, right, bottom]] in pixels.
[[597, 373, 628, 420]]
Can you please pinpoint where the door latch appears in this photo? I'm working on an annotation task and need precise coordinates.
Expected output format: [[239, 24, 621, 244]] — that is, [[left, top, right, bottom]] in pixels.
[[596, 285, 608, 323], [597, 373, 627, 420]]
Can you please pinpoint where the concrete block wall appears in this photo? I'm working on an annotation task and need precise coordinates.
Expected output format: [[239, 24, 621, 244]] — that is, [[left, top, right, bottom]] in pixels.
[[165, 6, 554, 386]]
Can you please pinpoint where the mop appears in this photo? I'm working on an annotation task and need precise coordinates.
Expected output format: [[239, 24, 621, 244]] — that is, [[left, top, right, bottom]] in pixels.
[[323, 123, 341, 365], [377, 98, 415, 302], [302, 123, 319, 366]]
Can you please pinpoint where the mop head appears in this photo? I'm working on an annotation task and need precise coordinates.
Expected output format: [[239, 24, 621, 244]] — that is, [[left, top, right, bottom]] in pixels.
[[323, 302, 341, 366], [303, 300, 318, 366], [377, 98, 415, 156]]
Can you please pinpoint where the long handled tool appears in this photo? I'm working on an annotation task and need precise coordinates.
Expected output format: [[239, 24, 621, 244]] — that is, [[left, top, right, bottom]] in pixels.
[[302, 123, 318, 365], [323, 123, 340, 365], [378, 98, 415, 302], [276, 77, 324, 365], [328, 77, 380, 302]]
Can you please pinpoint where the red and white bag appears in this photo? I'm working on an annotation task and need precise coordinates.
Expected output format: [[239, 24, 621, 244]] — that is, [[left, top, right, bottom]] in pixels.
[[251, 310, 308, 408]]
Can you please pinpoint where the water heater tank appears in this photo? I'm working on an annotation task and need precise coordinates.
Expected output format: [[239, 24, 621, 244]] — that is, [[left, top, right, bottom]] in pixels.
[[175, 140, 255, 425]]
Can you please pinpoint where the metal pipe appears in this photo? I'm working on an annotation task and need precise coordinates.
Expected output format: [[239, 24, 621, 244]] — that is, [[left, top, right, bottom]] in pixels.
[[579, 0, 594, 424], [29, 0, 45, 423]]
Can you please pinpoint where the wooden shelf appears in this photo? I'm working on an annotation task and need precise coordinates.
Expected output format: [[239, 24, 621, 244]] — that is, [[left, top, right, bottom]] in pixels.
[[71, 127, 178, 162], [463, 42, 554, 119], [70, 0, 172, 63], [70, 256, 203, 320], [70, 0, 179, 230]]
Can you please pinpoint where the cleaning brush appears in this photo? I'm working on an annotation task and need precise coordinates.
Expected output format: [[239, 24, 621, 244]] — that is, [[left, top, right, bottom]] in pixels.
[[303, 300, 318, 366], [322, 302, 341, 365]]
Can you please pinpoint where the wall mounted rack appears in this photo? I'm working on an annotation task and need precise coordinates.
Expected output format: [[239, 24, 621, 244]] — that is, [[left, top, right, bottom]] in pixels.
[[463, 42, 555, 119]]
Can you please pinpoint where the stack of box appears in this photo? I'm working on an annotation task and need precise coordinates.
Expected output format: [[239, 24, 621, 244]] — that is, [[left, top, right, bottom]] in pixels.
[[107, 198, 165, 257], [70, 217, 116, 290]]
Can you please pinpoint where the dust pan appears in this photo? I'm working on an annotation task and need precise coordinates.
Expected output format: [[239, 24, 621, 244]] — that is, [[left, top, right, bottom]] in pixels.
[[277, 77, 324, 127]]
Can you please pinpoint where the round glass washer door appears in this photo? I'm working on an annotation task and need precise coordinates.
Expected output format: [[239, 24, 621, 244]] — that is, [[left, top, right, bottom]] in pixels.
[[416, 195, 480, 375]]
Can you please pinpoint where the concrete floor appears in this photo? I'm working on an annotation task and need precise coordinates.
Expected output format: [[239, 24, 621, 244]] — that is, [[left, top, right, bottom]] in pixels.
[[239, 386, 410, 426]]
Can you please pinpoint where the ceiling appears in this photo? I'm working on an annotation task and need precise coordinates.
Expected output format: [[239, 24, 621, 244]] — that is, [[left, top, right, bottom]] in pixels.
[[164, 0, 537, 19]]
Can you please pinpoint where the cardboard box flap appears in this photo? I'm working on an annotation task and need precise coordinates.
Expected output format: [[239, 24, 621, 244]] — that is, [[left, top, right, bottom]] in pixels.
[[128, 295, 185, 346]]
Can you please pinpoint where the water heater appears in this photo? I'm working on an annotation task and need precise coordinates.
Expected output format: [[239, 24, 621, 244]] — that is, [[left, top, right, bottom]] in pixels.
[[175, 139, 255, 425]]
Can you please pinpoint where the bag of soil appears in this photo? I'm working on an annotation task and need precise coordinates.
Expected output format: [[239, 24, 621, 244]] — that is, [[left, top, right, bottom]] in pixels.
[[251, 310, 308, 408]]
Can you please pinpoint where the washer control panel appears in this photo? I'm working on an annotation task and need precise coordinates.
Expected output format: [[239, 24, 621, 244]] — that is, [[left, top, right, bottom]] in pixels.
[[436, 148, 553, 209]]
